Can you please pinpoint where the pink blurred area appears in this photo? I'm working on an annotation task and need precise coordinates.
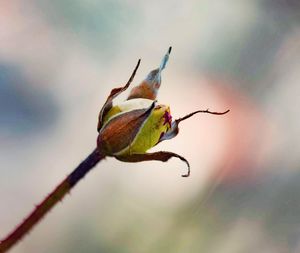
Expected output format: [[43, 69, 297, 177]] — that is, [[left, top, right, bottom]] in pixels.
[[210, 81, 274, 183], [1, 0, 300, 252]]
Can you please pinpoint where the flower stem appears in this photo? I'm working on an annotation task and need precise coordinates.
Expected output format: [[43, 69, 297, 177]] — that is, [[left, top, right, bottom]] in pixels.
[[0, 148, 104, 253]]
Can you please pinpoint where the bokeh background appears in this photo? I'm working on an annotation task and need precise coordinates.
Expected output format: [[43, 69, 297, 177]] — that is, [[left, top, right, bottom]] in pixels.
[[1, 0, 300, 252]]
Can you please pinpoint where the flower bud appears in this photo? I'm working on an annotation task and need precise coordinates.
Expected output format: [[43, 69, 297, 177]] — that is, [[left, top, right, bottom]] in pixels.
[[97, 99, 171, 156], [96, 47, 229, 177]]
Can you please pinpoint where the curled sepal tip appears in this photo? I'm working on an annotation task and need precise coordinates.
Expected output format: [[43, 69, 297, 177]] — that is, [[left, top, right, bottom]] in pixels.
[[159, 109, 230, 143], [116, 151, 190, 177], [177, 109, 230, 123]]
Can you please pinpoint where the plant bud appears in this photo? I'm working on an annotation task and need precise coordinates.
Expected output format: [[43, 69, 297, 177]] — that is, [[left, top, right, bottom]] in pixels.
[[97, 99, 171, 156], [96, 47, 229, 177]]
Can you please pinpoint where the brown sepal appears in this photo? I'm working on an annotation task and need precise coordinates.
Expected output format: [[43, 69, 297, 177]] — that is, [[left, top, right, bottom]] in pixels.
[[115, 150, 190, 177], [97, 101, 155, 155], [97, 59, 141, 131]]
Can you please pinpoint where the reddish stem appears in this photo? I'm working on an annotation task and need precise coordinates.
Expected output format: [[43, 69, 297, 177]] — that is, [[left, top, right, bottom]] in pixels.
[[0, 148, 104, 253]]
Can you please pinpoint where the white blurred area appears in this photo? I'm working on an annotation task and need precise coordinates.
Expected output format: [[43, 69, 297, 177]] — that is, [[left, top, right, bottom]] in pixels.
[[1, 0, 300, 252]]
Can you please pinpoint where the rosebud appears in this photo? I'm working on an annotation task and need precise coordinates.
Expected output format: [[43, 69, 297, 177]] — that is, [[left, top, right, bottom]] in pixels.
[[97, 48, 229, 177], [98, 98, 171, 154]]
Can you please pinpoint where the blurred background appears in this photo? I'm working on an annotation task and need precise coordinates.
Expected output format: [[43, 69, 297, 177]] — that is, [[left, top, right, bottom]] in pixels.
[[1, 0, 300, 252]]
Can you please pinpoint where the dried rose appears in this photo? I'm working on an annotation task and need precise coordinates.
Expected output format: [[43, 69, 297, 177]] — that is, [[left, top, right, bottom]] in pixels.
[[97, 47, 229, 177]]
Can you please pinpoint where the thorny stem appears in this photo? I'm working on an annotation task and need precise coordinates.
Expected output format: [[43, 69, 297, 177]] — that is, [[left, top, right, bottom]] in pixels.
[[0, 148, 104, 253]]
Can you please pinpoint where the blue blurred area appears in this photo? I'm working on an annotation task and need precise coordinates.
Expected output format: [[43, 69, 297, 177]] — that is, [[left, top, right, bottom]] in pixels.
[[262, 0, 300, 26], [0, 64, 58, 136]]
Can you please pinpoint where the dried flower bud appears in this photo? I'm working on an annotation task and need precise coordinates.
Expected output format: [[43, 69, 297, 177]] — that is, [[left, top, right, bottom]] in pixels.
[[98, 99, 171, 156], [97, 48, 229, 177]]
